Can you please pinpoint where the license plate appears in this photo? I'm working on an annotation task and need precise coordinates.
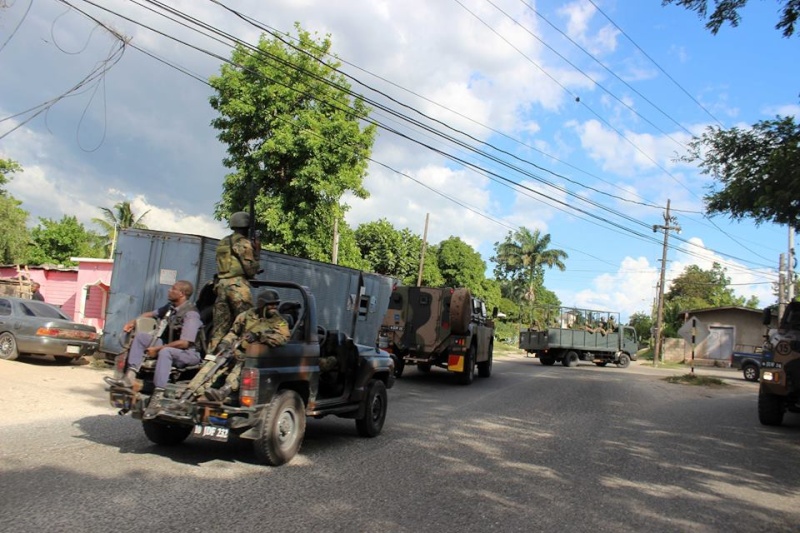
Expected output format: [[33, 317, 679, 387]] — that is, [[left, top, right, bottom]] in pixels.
[[193, 424, 229, 442], [66, 345, 81, 354]]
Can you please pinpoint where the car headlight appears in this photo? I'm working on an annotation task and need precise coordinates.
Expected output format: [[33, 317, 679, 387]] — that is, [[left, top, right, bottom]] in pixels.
[[762, 371, 781, 384]]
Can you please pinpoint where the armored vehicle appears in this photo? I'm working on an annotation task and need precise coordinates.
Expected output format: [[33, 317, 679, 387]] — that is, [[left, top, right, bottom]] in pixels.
[[379, 286, 495, 385], [758, 302, 800, 426], [519, 306, 637, 368]]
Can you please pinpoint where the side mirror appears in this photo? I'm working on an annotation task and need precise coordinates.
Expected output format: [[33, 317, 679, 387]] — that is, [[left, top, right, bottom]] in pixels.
[[762, 307, 772, 326], [492, 306, 498, 318]]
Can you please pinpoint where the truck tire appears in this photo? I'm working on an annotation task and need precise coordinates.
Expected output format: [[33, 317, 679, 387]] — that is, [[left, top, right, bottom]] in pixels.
[[254, 390, 306, 466], [617, 353, 631, 369], [142, 420, 192, 446], [356, 380, 387, 438], [742, 363, 759, 382], [758, 388, 785, 426], [449, 288, 472, 335], [478, 341, 493, 378], [539, 356, 555, 366], [457, 344, 476, 385], [563, 351, 578, 367], [392, 354, 405, 379]]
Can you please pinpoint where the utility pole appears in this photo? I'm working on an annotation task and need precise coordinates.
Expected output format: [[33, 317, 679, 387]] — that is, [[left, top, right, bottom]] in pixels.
[[788, 228, 795, 302], [417, 213, 430, 287], [331, 218, 339, 265], [779, 253, 786, 321], [652, 200, 680, 367]]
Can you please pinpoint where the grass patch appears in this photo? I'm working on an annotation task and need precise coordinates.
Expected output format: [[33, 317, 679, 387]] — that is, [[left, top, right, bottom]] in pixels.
[[664, 373, 727, 386]]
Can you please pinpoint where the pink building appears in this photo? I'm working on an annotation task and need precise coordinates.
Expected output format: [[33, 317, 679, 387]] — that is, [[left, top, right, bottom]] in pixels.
[[0, 258, 113, 331]]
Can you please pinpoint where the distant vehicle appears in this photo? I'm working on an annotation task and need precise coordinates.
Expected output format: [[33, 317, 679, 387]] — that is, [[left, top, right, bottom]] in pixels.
[[519, 306, 637, 368], [731, 345, 763, 382], [379, 286, 495, 385], [0, 296, 100, 363]]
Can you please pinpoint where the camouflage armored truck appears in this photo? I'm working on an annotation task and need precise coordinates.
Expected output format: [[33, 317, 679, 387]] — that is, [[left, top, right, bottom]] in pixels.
[[379, 286, 495, 385], [758, 302, 800, 426], [108, 280, 395, 466], [519, 306, 637, 368]]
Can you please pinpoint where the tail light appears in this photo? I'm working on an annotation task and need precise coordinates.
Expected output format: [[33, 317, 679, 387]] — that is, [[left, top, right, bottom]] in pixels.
[[36, 327, 98, 341], [240, 367, 258, 407]]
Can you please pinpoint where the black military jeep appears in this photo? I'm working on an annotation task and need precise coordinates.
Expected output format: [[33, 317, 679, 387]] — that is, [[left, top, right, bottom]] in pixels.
[[108, 280, 395, 466]]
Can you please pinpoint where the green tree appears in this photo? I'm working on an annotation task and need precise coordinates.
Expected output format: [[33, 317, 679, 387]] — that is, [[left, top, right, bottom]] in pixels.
[[0, 158, 22, 196], [27, 216, 105, 266], [92, 201, 150, 257], [628, 311, 653, 343], [0, 195, 30, 264], [210, 24, 376, 262], [663, 263, 757, 333], [663, 0, 799, 37], [436, 236, 486, 293], [0, 158, 31, 263], [680, 117, 800, 230], [492, 227, 568, 307]]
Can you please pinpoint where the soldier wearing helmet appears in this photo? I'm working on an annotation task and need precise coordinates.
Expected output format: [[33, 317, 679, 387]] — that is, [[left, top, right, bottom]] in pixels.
[[210, 211, 262, 352], [191, 289, 290, 402]]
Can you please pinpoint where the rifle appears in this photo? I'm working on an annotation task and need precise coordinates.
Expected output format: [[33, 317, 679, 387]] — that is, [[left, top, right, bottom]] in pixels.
[[179, 339, 242, 401]]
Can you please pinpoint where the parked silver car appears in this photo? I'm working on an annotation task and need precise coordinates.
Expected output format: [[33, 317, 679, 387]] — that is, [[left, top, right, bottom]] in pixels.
[[0, 297, 99, 363]]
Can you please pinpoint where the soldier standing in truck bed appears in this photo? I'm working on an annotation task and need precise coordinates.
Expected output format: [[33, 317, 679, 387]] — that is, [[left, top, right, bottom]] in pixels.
[[209, 211, 261, 351]]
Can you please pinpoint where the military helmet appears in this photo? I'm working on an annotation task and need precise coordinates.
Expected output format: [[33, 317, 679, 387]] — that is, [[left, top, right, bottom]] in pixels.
[[229, 211, 250, 229], [257, 289, 280, 307]]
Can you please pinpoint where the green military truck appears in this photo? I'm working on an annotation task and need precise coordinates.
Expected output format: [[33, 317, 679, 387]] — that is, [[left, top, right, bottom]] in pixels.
[[379, 286, 495, 385], [758, 302, 800, 426], [519, 306, 637, 368]]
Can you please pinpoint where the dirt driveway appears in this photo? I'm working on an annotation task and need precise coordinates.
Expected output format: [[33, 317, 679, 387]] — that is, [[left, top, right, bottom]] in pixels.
[[2, 357, 113, 427]]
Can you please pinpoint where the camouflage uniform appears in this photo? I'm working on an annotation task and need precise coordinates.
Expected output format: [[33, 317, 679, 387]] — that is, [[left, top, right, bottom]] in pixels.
[[210, 231, 260, 351], [191, 307, 290, 398]]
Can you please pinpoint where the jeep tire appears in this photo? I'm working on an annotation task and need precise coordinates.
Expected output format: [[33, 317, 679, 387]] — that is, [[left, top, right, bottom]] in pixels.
[[477, 341, 493, 378], [356, 379, 387, 438], [254, 390, 306, 466], [758, 387, 785, 426], [457, 344, 476, 385]]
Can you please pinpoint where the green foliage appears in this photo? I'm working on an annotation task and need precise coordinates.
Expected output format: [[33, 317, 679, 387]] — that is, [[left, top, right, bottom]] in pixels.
[[680, 117, 800, 230], [92, 201, 149, 258], [492, 227, 567, 318], [0, 158, 22, 196], [0, 195, 30, 263], [436, 236, 486, 291], [663, 0, 799, 37], [662, 263, 756, 334], [628, 311, 653, 343], [210, 24, 376, 263], [27, 216, 105, 266]]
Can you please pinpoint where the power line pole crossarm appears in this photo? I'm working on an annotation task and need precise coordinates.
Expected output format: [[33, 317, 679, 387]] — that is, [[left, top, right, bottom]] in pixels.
[[653, 199, 680, 367]]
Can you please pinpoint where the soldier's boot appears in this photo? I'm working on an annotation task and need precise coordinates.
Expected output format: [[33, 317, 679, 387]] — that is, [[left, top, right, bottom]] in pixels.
[[204, 385, 232, 403], [143, 388, 166, 419], [104, 368, 137, 389]]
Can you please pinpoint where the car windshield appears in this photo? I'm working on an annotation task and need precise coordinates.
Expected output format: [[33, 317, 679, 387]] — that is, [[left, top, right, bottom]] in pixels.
[[20, 300, 70, 320]]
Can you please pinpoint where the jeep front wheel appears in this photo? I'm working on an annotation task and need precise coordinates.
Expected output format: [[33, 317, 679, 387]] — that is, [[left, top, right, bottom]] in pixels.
[[356, 380, 387, 438], [758, 388, 785, 426], [478, 341, 493, 378], [254, 390, 306, 466]]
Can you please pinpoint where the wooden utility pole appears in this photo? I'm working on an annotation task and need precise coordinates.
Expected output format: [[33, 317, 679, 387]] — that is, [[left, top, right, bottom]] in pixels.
[[652, 200, 680, 367], [779, 253, 786, 321], [332, 218, 339, 265], [417, 213, 430, 287]]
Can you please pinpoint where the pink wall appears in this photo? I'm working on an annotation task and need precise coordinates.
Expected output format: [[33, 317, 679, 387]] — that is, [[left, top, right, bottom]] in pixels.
[[0, 259, 113, 330]]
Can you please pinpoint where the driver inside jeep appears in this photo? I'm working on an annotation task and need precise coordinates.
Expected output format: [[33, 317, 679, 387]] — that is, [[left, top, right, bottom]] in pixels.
[[187, 289, 291, 403]]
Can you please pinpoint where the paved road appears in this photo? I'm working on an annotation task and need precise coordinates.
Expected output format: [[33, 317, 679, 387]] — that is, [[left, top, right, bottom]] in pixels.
[[1, 354, 799, 533]]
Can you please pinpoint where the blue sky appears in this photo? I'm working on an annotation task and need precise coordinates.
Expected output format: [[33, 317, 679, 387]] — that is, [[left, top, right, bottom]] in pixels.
[[1, 0, 798, 321]]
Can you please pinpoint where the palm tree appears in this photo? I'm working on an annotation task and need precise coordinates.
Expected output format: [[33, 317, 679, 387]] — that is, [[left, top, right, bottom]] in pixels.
[[93, 201, 150, 257], [492, 227, 568, 307]]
